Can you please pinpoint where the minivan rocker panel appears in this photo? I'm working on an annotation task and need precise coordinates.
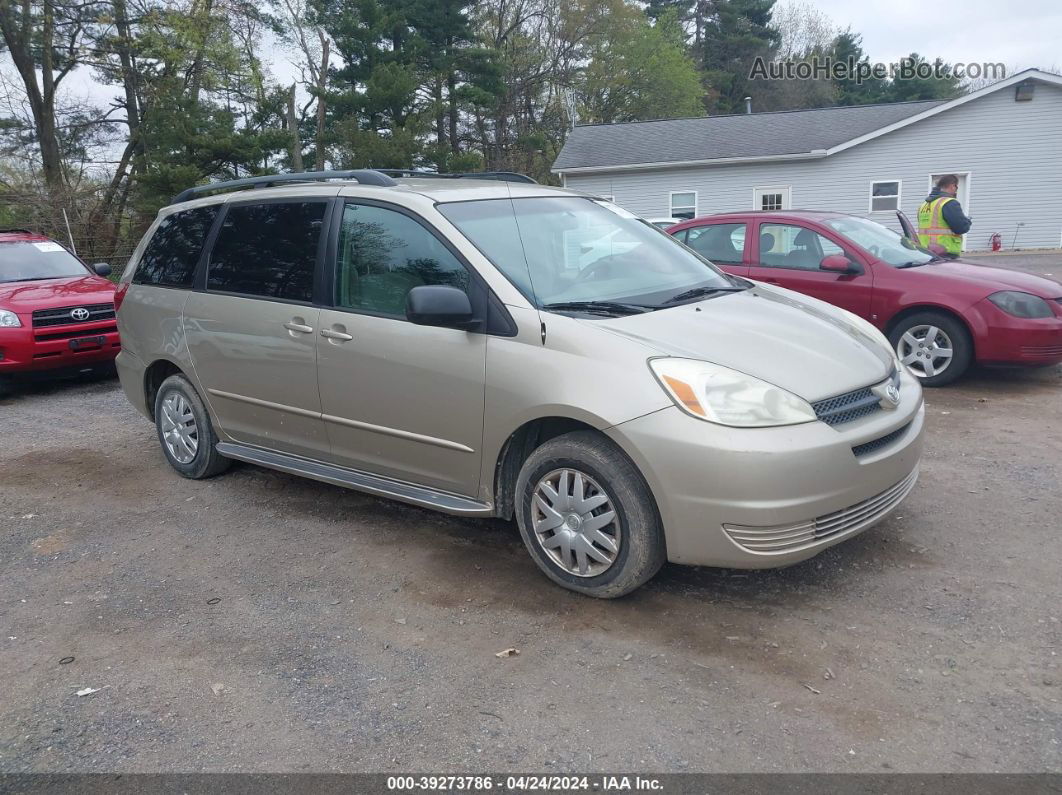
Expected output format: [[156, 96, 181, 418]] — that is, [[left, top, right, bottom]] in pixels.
[[116, 172, 924, 597]]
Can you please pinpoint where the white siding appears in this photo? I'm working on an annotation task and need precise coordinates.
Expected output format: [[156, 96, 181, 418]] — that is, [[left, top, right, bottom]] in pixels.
[[564, 83, 1062, 250]]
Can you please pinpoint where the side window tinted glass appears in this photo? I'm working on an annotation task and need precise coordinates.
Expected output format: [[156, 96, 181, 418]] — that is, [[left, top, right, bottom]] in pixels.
[[134, 206, 217, 287], [336, 203, 470, 316], [207, 202, 325, 301], [685, 223, 746, 264], [758, 224, 844, 271]]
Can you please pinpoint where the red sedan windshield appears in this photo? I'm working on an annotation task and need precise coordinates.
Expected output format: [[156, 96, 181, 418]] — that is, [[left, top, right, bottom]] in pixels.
[[0, 241, 88, 283], [824, 216, 935, 268]]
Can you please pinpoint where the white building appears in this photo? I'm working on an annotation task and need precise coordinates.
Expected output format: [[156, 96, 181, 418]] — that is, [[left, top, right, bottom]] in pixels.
[[553, 69, 1062, 251]]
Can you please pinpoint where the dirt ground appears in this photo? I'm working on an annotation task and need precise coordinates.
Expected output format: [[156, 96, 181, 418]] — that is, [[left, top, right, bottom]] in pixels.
[[2, 260, 1061, 773]]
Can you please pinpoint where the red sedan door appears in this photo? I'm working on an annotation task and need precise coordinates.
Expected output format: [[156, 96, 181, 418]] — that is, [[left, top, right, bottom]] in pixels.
[[676, 221, 750, 278], [747, 220, 875, 319]]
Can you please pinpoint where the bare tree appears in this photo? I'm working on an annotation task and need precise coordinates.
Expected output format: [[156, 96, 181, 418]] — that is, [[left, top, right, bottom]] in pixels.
[[0, 0, 104, 194], [277, 0, 329, 169]]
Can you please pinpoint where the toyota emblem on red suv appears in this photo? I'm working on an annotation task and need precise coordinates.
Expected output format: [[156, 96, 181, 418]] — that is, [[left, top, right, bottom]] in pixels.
[[70, 307, 90, 321]]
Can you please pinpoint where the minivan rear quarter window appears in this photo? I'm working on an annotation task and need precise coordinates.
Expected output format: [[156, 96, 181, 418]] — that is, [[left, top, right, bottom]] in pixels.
[[134, 205, 217, 288], [207, 202, 326, 302]]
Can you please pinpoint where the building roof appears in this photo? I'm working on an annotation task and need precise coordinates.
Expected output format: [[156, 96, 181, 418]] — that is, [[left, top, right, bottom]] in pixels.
[[553, 101, 940, 172], [552, 68, 1062, 174]]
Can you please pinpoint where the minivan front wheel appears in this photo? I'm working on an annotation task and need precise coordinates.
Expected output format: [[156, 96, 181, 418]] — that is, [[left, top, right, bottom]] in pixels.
[[515, 431, 665, 598], [154, 374, 231, 479]]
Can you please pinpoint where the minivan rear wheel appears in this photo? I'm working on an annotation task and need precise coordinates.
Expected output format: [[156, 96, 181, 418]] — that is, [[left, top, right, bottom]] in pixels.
[[154, 374, 231, 479], [515, 431, 665, 598], [888, 311, 972, 387]]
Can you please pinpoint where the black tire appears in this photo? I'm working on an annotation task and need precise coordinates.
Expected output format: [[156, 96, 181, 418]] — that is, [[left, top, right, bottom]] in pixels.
[[515, 430, 665, 598], [888, 311, 972, 387], [153, 373, 231, 479]]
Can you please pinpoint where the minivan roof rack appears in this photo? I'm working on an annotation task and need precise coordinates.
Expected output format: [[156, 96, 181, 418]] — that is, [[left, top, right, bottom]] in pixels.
[[169, 169, 398, 205], [376, 169, 538, 184]]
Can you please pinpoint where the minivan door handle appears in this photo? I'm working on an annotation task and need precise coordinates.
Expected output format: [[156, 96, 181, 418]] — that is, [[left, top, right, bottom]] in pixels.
[[320, 328, 354, 342], [283, 320, 314, 334]]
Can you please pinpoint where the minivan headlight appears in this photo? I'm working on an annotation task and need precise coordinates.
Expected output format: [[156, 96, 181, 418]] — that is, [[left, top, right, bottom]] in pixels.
[[649, 358, 816, 427], [987, 291, 1054, 319], [0, 309, 22, 328]]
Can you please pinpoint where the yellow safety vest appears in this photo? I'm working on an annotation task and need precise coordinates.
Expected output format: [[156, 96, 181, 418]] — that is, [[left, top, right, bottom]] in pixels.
[[917, 197, 963, 255]]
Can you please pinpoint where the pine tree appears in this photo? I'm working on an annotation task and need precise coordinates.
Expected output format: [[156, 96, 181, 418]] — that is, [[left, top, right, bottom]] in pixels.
[[701, 0, 780, 114]]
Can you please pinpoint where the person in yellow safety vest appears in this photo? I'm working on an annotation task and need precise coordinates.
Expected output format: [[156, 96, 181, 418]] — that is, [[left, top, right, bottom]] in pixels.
[[918, 174, 971, 258]]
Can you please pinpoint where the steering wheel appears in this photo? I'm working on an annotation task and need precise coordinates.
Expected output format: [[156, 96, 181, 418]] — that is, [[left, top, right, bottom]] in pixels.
[[574, 255, 623, 284]]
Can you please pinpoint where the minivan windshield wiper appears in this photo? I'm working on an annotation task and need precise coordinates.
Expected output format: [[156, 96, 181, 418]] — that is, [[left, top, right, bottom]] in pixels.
[[541, 300, 654, 316], [663, 285, 746, 305]]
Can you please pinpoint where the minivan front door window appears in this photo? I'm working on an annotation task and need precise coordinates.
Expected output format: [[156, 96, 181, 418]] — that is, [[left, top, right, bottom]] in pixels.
[[336, 203, 471, 317]]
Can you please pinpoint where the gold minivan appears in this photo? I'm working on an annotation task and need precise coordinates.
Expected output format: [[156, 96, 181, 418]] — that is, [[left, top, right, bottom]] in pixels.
[[116, 170, 924, 597]]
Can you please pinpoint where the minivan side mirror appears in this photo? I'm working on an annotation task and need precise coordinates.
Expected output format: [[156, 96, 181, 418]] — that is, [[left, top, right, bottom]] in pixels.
[[820, 254, 857, 273], [405, 285, 476, 329], [93, 262, 112, 277]]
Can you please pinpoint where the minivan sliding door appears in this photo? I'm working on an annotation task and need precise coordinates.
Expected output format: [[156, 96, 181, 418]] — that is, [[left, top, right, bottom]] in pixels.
[[184, 199, 331, 460]]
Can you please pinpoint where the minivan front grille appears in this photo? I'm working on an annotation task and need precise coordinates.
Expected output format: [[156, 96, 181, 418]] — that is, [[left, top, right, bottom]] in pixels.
[[812, 386, 882, 426], [32, 302, 115, 328], [812, 368, 899, 427], [723, 468, 919, 554]]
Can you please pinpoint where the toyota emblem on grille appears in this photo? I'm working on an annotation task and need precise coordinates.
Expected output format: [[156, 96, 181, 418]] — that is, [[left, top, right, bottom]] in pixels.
[[70, 307, 90, 321], [871, 378, 902, 410]]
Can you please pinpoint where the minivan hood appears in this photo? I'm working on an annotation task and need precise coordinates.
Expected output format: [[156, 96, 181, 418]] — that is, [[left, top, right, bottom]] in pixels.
[[592, 285, 892, 402], [909, 260, 1062, 298], [0, 275, 115, 311]]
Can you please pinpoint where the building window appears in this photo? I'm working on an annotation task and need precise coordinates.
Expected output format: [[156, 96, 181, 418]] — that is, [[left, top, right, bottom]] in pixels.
[[670, 191, 697, 220], [760, 192, 783, 211], [870, 180, 901, 212]]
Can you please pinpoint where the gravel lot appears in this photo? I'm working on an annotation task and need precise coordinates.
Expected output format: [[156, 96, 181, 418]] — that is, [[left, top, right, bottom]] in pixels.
[[2, 263, 1061, 773]]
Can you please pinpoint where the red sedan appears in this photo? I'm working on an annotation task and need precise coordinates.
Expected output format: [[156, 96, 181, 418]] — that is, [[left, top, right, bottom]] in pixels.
[[0, 229, 120, 389], [668, 211, 1062, 386]]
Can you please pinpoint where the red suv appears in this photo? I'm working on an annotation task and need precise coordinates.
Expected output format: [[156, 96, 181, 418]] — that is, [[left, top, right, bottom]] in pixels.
[[669, 211, 1062, 386], [0, 229, 120, 389]]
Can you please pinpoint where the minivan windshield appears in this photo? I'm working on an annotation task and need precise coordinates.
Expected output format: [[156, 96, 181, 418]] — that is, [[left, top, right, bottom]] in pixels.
[[0, 241, 88, 283], [824, 216, 936, 268], [438, 197, 741, 310]]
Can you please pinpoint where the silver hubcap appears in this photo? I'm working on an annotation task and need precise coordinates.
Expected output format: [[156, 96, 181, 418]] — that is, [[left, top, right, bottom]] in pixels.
[[531, 468, 620, 578], [897, 324, 954, 379], [160, 391, 199, 464]]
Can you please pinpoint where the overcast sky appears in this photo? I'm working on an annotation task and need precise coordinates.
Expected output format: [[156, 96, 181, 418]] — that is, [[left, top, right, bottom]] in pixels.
[[813, 0, 1062, 73]]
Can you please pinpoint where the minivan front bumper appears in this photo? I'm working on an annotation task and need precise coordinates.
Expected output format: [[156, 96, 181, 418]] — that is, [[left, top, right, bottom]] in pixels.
[[606, 373, 924, 568]]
